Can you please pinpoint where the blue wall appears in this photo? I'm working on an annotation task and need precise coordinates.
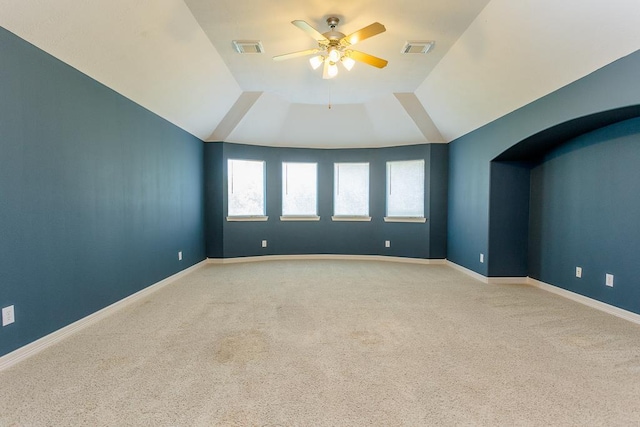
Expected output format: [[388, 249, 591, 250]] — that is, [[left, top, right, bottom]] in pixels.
[[204, 142, 448, 259], [448, 50, 640, 277], [3, 20, 639, 359], [488, 161, 531, 277], [0, 28, 206, 357], [529, 118, 640, 314], [204, 143, 224, 258]]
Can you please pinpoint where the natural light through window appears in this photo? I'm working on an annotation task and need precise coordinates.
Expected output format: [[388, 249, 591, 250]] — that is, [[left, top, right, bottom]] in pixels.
[[385, 159, 426, 222], [333, 162, 370, 220], [227, 159, 266, 220], [282, 162, 318, 220]]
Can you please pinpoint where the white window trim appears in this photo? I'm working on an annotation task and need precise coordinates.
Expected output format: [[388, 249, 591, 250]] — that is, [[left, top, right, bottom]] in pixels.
[[280, 215, 321, 221], [226, 216, 269, 222], [331, 216, 372, 222], [227, 158, 266, 217], [384, 216, 427, 223], [334, 162, 370, 218], [282, 162, 318, 217], [386, 159, 425, 219]]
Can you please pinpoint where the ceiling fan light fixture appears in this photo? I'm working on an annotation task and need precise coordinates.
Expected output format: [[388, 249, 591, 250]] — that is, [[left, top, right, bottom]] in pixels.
[[328, 47, 341, 63], [309, 55, 324, 70], [274, 18, 388, 79], [327, 62, 339, 78], [342, 56, 355, 71]]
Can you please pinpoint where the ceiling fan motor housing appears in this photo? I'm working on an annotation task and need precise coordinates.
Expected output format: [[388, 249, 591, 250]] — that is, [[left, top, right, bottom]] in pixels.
[[323, 17, 346, 44]]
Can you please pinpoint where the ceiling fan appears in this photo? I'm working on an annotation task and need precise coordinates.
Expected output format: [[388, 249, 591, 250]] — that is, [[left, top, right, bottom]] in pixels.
[[273, 17, 388, 79]]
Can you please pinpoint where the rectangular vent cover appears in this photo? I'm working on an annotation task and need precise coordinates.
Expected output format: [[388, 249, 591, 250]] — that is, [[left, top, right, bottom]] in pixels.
[[402, 41, 435, 54], [233, 40, 264, 54]]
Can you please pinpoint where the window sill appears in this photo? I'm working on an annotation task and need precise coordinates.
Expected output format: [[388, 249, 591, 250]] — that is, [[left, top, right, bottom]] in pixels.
[[226, 216, 269, 222], [331, 216, 372, 222], [383, 217, 427, 223], [280, 216, 321, 221]]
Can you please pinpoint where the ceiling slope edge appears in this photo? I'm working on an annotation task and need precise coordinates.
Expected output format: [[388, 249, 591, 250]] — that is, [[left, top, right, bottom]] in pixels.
[[208, 92, 263, 141], [414, 0, 640, 143], [0, 0, 243, 141], [394, 93, 445, 143]]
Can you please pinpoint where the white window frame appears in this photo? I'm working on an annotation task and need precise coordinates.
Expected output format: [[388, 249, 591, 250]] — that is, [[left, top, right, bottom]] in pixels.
[[384, 159, 427, 223], [332, 162, 371, 221], [226, 159, 268, 221], [280, 162, 320, 221]]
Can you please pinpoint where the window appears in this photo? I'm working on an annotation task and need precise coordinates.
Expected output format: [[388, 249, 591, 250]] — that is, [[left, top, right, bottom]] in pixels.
[[385, 159, 426, 222], [281, 162, 319, 220], [227, 159, 267, 221], [333, 162, 370, 221]]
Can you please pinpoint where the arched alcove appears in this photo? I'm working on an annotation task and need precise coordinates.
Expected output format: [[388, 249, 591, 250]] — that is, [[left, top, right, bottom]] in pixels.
[[488, 105, 640, 278]]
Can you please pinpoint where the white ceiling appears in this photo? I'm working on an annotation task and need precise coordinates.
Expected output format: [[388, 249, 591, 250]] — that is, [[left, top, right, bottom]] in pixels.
[[1, 0, 639, 148]]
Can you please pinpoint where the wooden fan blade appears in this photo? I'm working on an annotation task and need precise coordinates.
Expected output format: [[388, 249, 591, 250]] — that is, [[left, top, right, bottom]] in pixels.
[[340, 22, 386, 47], [273, 48, 319, 61], [292, 20, 329, 43], [322, 59, 330, 79], [347, 50, 388, 68]]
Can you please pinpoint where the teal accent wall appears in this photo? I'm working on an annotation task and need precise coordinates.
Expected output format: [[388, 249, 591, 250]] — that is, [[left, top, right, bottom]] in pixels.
[[448, 50, 640, 277], [204, 143, 448, 259], [3, 21, 640, 359], [0, 27, 205, 357], [529, 118, 640, 314]]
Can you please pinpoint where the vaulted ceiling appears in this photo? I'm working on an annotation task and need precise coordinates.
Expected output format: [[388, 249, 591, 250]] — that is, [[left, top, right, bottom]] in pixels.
[[1, 0, 639, 148]]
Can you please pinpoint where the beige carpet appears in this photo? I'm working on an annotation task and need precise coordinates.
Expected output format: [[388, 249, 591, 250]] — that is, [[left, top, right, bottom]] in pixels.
[[2, 260, 640, 426]]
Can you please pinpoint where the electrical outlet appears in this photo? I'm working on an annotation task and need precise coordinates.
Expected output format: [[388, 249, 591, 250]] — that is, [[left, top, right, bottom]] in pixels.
[[178, 251, 183, 261], [606, 274, 614, 287], [385, 240, 391, 248], [2, 305, 15, 326], [480, 253, 484, 263], [262, 240, 267, 248], [576, 266, 582, 278]]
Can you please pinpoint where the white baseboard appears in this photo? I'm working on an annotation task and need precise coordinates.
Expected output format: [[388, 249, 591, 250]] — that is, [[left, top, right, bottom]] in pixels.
[[487, 277, 530, 285], [0, 260, 206, 372], [446, 260, 490, 283], [446, 260, 640, 326], [528, 278, 640, 326], [208, 254, 447, 265]]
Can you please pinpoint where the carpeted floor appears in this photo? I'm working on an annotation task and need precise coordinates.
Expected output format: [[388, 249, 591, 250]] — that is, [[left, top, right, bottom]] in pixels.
[[2, 260, 640, 426]]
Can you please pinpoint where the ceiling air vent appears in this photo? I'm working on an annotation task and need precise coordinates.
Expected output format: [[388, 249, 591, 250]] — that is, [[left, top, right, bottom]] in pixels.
[[232, 40, 264, 54], [402, 41, 435, 54]]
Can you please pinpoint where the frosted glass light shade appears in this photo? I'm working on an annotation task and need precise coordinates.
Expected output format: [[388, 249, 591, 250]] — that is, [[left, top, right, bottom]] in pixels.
[[328, 47, 341, 63], [309, 55, 323, 70], [327, 62, 338, 78], [342, 56, 355, 71]]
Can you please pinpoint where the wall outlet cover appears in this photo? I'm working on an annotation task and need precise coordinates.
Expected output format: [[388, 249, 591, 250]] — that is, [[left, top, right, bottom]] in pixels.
[[606, 273, 614, 287], [2, 305, 15, 326], [480, 253, 484, 263], [576, 266, 582, 278], [262, 240, 267, 248], [178, 251, 183, 261], [385, 240, 391, 248]]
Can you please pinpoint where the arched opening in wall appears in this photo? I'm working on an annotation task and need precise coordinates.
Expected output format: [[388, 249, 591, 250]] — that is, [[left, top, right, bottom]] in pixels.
[[488, 105, 640, 280]]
